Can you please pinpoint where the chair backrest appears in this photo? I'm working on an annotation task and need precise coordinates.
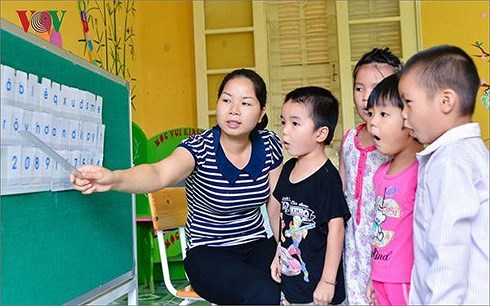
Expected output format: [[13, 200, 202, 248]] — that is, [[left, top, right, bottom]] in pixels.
[[148, 187, 203, 301], [148, 187, 188, 231]]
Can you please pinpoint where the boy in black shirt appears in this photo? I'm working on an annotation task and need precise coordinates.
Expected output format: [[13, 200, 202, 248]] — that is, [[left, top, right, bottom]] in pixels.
[[271, 87, 351, 304]]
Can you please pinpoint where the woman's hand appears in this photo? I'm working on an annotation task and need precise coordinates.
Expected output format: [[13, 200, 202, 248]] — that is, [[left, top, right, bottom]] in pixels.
[[313, 280, 334, 305], [70, 164, 115, 194]]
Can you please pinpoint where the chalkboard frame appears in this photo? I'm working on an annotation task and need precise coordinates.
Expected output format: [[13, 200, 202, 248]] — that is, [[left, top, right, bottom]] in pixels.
[[0, 19, 137, 305]]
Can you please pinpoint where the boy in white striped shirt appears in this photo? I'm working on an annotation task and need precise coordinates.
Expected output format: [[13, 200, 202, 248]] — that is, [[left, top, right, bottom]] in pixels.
[[399, 45, 489, 305]]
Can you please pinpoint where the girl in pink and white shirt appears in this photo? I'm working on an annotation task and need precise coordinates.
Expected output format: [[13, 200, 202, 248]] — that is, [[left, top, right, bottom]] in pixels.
[[365, 74, 423, 305], [339, 48, 401, 305]]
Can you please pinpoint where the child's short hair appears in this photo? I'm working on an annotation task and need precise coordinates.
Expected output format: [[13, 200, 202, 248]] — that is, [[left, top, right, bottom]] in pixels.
[[353, 47, 402, 80], [284, 86, 339, 145], [367, 74, 403, 110], [401, 45, 480, 115]]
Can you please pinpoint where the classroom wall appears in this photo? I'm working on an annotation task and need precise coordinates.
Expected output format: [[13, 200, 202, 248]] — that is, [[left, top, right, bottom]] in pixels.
[[132, 1, 197, 137], [420, 1, 490, 144], [0, 1, 85, 57], [2, 1, 488, 141], [0, 0, 197, 139]]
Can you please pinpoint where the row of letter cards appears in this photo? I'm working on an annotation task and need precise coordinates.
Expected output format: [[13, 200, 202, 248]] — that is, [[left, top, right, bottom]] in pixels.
[[1, 64, 105, 195], [1, 147, 103, 195], [1, 64, 103, 122]]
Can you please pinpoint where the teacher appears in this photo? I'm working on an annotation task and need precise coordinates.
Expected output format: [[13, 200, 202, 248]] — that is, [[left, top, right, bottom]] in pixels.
[[71, 68, 283, 304]]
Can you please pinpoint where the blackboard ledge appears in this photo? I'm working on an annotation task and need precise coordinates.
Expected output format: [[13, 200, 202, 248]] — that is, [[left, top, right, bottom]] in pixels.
[[64, 269, 137, 305]]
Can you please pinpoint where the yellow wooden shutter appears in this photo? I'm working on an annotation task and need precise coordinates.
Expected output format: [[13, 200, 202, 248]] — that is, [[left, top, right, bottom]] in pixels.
[[193, 1, 419, 163], [336, 0, 419, 131], [265, 1, 342, 155], [193, 0, 268, 129]]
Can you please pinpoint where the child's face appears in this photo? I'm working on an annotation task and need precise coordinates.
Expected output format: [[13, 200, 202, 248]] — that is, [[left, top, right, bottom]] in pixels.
[[280, 101, 321, 157], [399, 70, 445, 144], [354, 63, 396, 123], [368, 102, 412, 156], [216, 77, 265, 138]]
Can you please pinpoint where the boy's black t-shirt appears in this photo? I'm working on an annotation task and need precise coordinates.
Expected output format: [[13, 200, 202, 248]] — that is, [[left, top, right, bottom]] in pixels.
[[273, 158, 351, 304]]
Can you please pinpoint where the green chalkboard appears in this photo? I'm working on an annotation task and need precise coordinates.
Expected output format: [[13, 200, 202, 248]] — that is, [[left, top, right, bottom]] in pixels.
[[0, 20, 135, 304]]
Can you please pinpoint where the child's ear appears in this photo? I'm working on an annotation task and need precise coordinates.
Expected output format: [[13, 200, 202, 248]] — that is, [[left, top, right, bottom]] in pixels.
[[439, 88, 457, 114], [316, 126, 329, 143]]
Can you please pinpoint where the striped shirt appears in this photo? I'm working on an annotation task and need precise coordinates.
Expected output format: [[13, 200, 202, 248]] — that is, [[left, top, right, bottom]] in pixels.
[[179, 126, 283, 249], [409, 123, 489, 305]]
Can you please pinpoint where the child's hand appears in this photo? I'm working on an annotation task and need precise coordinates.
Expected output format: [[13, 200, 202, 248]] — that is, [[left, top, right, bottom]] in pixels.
[[270, 253, 281, 283], [313, 280, 334, 305], [366, 279, 376, 305]]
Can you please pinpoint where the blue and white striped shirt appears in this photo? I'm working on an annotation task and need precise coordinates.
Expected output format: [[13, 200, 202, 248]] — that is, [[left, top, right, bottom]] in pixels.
[[179, 126, 283, 249]]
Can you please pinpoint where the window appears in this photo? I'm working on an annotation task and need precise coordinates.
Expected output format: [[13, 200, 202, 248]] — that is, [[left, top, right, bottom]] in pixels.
[[193, 0, 419, 162]]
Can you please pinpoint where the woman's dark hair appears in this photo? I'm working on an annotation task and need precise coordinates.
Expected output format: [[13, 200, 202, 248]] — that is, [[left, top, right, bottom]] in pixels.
[[218, 68, 268, 130]]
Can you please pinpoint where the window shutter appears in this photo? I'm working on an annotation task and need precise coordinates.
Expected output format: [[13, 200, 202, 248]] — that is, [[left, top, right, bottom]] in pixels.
[[193, 0, 268, 129], [336, 0, 419, 130], [265, 1, 342, 153]]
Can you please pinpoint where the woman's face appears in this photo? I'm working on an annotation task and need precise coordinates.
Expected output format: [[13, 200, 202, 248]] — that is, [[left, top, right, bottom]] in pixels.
[[353, 63, 395, 123], [216, 77, 266, 138]]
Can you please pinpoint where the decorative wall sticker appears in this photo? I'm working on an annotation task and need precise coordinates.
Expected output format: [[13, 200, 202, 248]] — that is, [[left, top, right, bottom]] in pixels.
[[77, 0, 136, 110], [472, 41, 490, 110], [78, 2, 97, 65]]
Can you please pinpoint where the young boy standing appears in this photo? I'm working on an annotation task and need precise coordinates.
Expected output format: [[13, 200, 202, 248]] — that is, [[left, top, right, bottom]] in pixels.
[[270, 87, 350, 305], [398, 45, 489, 305]]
